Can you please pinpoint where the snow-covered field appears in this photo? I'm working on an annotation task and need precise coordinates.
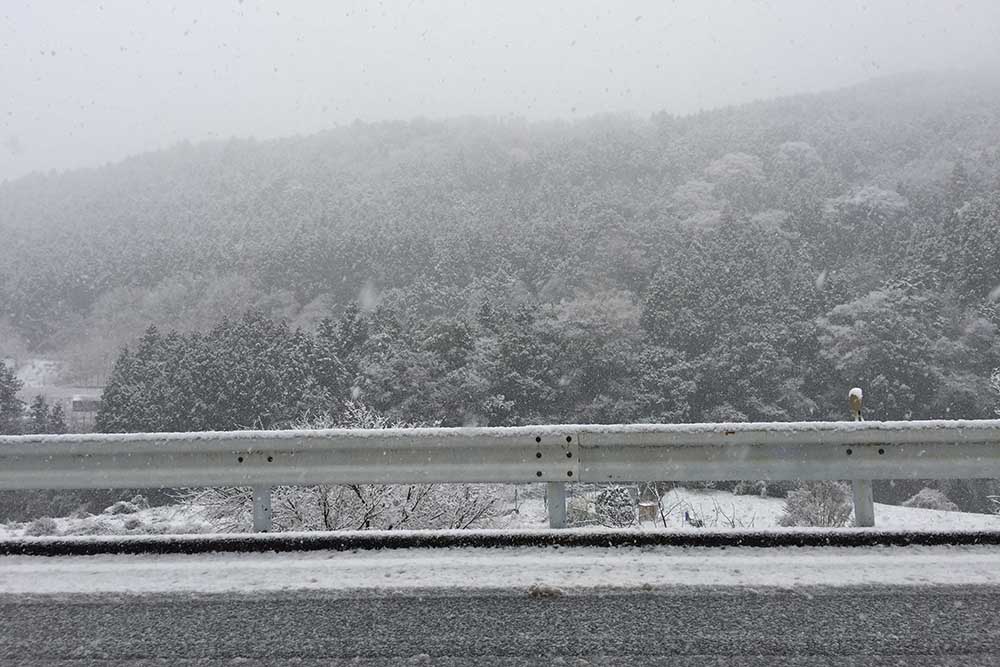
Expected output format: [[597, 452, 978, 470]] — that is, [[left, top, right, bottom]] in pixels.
[[653, 486, 1000, 531], [2, 485, 999, 597], [1, 485, 996, 539], [501, 485, 1000, 532]]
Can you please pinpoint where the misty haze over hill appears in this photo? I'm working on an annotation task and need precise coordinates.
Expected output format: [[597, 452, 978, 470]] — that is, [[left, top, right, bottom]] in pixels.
[[4, 0, 1000, 181], [1, 70, 998, 434]]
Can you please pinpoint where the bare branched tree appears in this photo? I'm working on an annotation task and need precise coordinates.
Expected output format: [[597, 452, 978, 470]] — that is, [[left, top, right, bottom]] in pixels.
[[177, 402, 503, 532], [712, 498, 757, 529]]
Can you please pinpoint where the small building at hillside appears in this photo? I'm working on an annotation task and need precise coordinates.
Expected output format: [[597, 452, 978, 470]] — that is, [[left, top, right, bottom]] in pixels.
[[71, 394, 103, 431], [71, 395, 102, 413]]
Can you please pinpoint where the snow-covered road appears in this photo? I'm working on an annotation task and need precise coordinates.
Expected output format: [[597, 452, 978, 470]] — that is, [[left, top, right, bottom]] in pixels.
[[3, 584, 1000, 665], [4, 543, 1000, 594]]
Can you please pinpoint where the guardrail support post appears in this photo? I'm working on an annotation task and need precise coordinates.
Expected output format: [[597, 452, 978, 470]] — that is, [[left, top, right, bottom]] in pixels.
[[848, 387, 875, 527], [252, 485, 273, 532], [852, 480, 875, 527], [546, 482, 567, 529]]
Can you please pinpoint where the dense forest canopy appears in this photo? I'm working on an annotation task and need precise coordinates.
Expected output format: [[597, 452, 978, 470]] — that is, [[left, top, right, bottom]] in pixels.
[[1, 71, 999, 426]]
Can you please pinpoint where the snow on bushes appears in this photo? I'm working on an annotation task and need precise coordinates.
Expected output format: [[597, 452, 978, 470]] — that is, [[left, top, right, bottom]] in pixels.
[[23, 517, 58, 537], [778, 481, 853, 528], [902, 488, 959, 512]]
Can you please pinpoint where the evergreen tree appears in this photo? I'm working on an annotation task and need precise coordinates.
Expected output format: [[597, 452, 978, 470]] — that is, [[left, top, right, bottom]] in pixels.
[[992, 368, 1000, 417], [0, 363, 23, 435], [29, 395, 49, 434], [816, 287, 949, 420], [98, 311, 341, 432], [947, 162, 973, 209], [313, 317, 349, 400], [48, 403, 67, 434], [96, 346, 140, 433]]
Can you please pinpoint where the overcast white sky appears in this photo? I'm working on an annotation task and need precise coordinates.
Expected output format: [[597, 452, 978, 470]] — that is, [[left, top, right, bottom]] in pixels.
[[2, 0, 1000, 182]]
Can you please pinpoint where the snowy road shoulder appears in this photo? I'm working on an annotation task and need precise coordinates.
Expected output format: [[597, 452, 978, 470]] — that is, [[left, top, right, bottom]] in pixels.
[[3, 543, 1000, 595]]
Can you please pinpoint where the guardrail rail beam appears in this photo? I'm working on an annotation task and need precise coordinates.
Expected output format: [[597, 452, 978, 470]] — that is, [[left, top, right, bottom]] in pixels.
[[3, 416, 1000, 533]]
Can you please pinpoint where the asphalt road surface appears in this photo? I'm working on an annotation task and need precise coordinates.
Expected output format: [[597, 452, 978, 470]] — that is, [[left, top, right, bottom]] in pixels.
[[2, 585, 999, 666]]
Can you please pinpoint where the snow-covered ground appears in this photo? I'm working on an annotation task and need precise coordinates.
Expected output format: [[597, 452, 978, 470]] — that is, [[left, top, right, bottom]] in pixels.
[[501, 485, 1000, 531], [655, 486, 1000, 531], [0, 503, 213, 540], [1, 485, 996, 538], [2, 485, 998, 596], [2, 543, 1000, 594]]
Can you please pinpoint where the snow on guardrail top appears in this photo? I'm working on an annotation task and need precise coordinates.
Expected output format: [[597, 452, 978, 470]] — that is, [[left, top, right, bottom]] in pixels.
[[3, 419, 1000, 447]]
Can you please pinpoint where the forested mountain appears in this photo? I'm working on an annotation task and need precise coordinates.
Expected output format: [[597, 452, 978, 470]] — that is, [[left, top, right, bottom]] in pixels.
[[2, 71, 999, 426]]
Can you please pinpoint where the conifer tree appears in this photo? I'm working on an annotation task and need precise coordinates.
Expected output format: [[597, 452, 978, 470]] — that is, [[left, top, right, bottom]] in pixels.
[[0, 364, 23, 435], [48, 403, 67, 434], [29, 395, 49, 434]]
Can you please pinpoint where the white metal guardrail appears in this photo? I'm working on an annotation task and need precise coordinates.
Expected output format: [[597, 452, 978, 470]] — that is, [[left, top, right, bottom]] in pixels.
[[3, 417, 1000, 531]]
